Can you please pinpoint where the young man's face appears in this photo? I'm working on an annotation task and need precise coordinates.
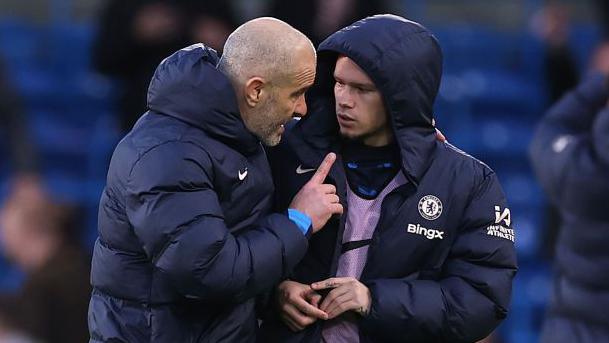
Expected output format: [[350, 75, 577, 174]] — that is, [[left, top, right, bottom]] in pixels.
[[333, 56, 392, 146]]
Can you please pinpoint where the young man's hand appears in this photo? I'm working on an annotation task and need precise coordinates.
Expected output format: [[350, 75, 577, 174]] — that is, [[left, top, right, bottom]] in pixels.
[[311, 277, 371, 319], [277, 280, 328, 332]]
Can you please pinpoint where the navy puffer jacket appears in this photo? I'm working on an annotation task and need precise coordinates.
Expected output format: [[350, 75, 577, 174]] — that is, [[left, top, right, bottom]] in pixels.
[[261, 15, 517, 343], [88, 44, 308, 343]]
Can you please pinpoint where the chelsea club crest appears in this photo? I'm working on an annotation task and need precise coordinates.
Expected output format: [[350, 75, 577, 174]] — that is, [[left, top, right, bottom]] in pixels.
[[418, 195, 443, 221]]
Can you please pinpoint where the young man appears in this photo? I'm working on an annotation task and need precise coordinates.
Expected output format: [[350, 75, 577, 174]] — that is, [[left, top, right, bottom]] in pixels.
[[262, 15, 517, 342], [88, 18, 342, 343]]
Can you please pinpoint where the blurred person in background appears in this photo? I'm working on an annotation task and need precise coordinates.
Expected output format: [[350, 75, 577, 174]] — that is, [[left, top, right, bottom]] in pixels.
[[260, 15, 517, 343], [0, 183, 90, 343], [268, 0, 390, 45], [92, 0, 237, 132], [594, 0, 609, 36], [530, 44, 609, 342], [531, 3, 579, 104], [530, 3, 579, 260]]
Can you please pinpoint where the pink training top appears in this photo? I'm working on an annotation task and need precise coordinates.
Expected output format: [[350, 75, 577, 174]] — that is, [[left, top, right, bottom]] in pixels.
[[321, 172, 407, 343]]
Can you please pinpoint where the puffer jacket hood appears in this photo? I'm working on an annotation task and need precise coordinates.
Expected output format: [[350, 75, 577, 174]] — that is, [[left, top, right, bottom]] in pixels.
[[295, 14, 443, 184], [147, 43, 260, 155]]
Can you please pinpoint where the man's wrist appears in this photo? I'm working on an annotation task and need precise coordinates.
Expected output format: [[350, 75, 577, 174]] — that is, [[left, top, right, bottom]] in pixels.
[[288, 208, 311, 235]]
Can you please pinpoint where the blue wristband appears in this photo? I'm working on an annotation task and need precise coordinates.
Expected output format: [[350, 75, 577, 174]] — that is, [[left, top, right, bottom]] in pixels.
[[288, 209, 312, 235]]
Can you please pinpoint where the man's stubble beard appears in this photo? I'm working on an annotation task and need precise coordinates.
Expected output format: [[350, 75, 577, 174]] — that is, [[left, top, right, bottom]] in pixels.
[[246, 93, 283, 147]]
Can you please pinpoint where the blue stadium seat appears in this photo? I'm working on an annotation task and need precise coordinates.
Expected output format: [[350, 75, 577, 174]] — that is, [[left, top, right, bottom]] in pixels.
[[47, 23, 95, 75], [0, 18, 44, 71]]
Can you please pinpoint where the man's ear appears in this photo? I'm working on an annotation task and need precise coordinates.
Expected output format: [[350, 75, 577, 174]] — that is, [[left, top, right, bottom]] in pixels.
[[244, 77, 266, 108]]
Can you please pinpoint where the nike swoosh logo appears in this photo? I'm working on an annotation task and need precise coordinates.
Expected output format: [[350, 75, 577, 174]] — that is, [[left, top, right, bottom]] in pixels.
[[238, 169, 248, 181], [296, 165, 316, 174]]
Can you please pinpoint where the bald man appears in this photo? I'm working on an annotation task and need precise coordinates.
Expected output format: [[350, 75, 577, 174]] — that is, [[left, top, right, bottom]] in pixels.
[[88, 18, 342, 343]]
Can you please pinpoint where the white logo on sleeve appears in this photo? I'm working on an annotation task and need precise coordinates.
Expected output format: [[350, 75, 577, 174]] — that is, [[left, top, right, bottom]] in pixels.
[[296, 165, 316, 174], [487, 206, 514, 242], [238, 168, 248, 181], [494, 206, 511, 226], [418, 195, 442, 220]]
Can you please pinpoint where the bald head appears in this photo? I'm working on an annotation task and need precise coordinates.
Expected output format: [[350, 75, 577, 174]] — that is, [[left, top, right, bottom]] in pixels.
[[217, 17, 315, 85], [217, 18, 316, 146]]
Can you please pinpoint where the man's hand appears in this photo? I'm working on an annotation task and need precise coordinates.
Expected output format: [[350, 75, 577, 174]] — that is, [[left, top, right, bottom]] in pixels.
[[289, 153, 343, 233], [277, 280, 328, 332], [311, 277, 371, 319]]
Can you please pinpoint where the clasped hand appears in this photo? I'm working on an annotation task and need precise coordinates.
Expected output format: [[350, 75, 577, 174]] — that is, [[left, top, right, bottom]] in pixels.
[[276, 277, 371, 332]]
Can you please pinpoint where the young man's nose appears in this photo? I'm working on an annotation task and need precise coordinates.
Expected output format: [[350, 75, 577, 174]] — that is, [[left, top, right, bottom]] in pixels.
[[337, 94, 354, 109]]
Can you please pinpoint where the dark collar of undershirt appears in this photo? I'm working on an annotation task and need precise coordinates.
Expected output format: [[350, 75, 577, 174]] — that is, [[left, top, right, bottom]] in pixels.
[[341, 140, 401, 200]]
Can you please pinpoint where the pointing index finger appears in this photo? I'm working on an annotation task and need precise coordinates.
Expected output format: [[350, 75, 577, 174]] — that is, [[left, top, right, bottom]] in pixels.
[[309, 153, 336, 185]]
